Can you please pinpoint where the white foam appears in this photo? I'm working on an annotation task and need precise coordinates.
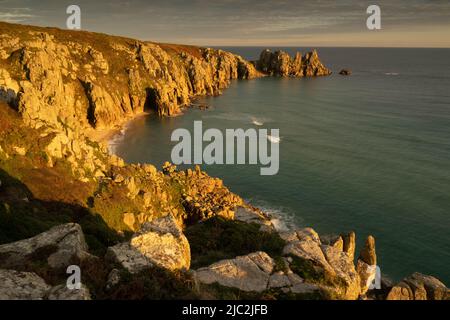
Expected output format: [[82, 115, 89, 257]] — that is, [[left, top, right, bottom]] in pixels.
[[251, 117, 264, 126], [245, 198, 300, 232], [267, 135, 281, 144]]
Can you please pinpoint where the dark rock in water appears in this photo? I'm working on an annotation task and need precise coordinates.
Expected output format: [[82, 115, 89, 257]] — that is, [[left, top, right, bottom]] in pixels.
[[339, 69, 352, 75], [256, 49, 331, 77], [190, 103, 210, 110]]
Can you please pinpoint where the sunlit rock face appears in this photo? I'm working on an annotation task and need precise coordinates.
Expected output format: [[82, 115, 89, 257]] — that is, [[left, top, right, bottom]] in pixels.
[[256, 49, 331, 77]]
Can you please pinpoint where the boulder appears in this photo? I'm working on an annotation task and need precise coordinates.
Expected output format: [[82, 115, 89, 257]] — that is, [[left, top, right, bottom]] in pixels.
[[0, 269, 50, 300], [106, 214, 191, 273], [0, 223, 92, 270], [386, 273, 448, 300], [47, 284, 91, 300], [339, 69, 352, 75], [195, 251, 274, 292]]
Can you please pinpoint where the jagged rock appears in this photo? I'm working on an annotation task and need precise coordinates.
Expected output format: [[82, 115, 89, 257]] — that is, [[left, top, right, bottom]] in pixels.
[[106, 214, 190, 272], [356, 235, 377, 294], [321, 245, 360, 300], [342, 232, 356, 261], [321, 235, 344, 251], [195, 252, 274, 292], [47, 284, 91, 300], [0, 223, 92, 270], [282, 227, 364, 299], [256, 49, 331, 77], [296, 228, 321, 243], [234, 206, 273, 229], [386, 273, 448, 300], [0, 269, 50, 300], [359, 235, 376, 265], [283, 230, 335, 277], [0, 68, 19, 106], [339, 69, 352, 76]]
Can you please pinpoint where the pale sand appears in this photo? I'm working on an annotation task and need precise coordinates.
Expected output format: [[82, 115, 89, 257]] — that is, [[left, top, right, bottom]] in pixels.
[[86, 111, 150, 147]]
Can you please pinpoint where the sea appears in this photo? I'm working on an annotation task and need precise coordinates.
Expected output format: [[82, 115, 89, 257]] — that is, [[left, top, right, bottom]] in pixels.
[[111, 47, 450, 284]]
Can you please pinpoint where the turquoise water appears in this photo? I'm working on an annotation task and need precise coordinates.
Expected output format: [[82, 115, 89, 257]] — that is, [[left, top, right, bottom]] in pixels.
[[113, 48, 450, 284]]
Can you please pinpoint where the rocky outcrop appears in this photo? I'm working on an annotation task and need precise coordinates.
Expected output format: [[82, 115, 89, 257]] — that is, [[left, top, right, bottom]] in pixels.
[[356, 235, 377, 295], [195, 251, 322, 295], [0, 223, 93, 270], [256, 49, 331, 77], [386, 273, 448, 300], [163, 162, 243, 222], [195, 251, 275, 292], [0, 269, 51, 300], [47, 284, 91, 300], [0, 269, 91, 300], [234, 206, 274, 231], [281, 227, 360, 300], [106, 214, 191, 272]]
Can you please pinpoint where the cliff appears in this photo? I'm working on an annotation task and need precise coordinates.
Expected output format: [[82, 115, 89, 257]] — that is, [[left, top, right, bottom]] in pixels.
[[0, 22, 447, 300]]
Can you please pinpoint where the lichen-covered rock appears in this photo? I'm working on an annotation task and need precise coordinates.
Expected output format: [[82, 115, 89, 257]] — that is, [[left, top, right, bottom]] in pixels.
[[321, 245, 360, 300], [386, 273, 448, 300], [282, 227, 364, 299], [0, 269, 50, 300], [342, 231, 356, 261], [47, 284, 91, 300], [106, 214, 190, 272], [195, 251, 275, 292], [0, 223, 92, 270]]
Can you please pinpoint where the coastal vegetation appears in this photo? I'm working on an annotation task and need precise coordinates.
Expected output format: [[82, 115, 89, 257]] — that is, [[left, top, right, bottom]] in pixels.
[[0, 21, 447, 300]]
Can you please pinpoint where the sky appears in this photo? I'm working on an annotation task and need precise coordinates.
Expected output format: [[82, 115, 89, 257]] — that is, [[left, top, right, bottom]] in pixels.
[[1, 0, 450, 47]]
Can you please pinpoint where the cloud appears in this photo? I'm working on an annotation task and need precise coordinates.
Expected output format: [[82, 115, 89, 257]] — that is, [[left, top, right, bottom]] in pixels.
[[0, 8, 34, 23]]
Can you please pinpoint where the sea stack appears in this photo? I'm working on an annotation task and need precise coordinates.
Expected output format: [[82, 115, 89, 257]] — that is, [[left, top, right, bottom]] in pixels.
[[256, 49, 331, 77]]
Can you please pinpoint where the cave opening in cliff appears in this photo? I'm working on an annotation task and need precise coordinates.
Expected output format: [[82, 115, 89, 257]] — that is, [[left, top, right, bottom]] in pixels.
[[144, 88, 158, 113]]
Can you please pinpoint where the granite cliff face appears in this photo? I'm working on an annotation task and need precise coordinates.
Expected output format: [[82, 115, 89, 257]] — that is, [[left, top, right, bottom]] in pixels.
[[0, 22, 447, 300], [0, 22, 261, 130]]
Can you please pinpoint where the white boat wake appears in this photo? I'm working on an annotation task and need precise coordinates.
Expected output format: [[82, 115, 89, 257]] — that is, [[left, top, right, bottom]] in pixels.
[[267, 135, 281, 144], [251, 117, 264, 126]]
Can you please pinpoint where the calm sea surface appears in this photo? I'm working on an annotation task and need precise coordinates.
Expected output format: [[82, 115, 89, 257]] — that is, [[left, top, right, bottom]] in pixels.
[[113, 48, 450, 284]]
